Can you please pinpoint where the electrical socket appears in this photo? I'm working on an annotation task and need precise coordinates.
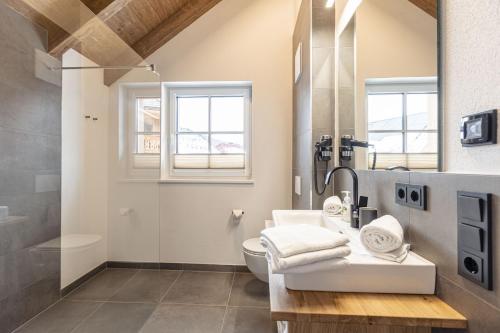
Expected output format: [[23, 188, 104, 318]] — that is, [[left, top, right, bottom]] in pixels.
[[395, 183, 407, 205], [395, 183, 427, 210]]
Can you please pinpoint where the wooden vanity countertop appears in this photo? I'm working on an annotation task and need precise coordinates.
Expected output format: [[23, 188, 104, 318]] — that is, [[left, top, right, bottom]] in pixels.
[[269, 273, 467, 330]]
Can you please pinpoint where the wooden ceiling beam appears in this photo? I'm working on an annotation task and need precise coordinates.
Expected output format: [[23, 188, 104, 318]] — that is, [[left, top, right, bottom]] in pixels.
[[408, 0, 437, 18], [48, 0, 134, 63], [1, 0, 69, 50], [104, 0, 222, 85], [132, 0, 222, 59]]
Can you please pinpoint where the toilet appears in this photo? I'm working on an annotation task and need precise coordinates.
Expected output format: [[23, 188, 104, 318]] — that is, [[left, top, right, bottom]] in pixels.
[[242, 238, 269, 283]]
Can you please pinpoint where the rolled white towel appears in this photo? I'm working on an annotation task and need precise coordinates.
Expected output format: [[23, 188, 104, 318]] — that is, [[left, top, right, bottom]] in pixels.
[[360, 215, 404, 253], [261, 224, 349, 258], [323, 196, 343, 216], [267, 254, 349, 274], [367, 244, 411, 263], [266, 245, 351, 271]]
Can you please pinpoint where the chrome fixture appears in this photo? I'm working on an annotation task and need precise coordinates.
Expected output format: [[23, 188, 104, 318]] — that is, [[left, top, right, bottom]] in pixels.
[[48, 64, 159, 75]]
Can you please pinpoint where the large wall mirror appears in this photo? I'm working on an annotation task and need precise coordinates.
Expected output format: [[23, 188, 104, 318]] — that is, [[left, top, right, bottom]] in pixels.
[[335, 0, 440, 171]]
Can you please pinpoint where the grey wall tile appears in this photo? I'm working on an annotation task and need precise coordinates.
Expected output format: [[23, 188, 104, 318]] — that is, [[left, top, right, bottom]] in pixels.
[[409, 172, 500, 309], [312, 47, 335, 89], [293, 1, 335, 209], [312, 6, 335, 48], [312, 88, 334, 132], [0, 2, 62, 332], [356, 170, 500, 333]]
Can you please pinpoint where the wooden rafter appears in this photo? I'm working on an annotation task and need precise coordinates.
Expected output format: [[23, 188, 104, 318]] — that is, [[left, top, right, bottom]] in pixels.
[[408, 0, 437, 18], [3, 0, 223, 85]]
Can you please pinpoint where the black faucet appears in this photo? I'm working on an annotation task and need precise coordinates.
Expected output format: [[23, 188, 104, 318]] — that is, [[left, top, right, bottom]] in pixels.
[[324, 166, 363, 228]]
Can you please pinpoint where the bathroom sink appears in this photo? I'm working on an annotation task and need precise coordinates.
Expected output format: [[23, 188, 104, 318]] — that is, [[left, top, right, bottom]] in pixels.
[[271, 210, 341, 232], [270, 210, 436, 295]]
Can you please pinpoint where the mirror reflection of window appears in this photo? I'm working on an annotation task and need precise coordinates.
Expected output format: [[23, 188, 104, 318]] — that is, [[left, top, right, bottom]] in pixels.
[[335, 0, 439, 171], [366, 78, 438, 170]]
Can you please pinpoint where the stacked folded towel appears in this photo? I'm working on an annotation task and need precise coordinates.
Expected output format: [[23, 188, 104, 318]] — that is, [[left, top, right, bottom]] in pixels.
[[360, 215, 410, 263], [260, 224, 351, 274]]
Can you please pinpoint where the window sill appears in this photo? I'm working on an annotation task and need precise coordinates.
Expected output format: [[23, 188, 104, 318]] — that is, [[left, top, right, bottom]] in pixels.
[[118, 179, 160, 184], [158, 178, 255, 185]]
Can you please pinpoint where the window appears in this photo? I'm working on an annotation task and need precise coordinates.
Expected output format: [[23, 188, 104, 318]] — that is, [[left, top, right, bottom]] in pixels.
[[136, 97, 161, 154], [366, 78, 438, 169], [164, 83, 252, 179], [126, 87, 162, 173]]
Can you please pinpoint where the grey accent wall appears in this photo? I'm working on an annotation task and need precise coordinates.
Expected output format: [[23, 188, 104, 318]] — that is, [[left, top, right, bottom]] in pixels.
[[352, 170, 500, 333], [293, 0, 335, 210], [293, 0, 312, 210], [0, 3, 62, 332], [337, 17, 355, 168]]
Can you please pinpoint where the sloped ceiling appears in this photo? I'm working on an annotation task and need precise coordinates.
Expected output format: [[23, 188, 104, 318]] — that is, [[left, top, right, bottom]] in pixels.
[[408, 0, 437, 18], [3, 0, 222, 84]]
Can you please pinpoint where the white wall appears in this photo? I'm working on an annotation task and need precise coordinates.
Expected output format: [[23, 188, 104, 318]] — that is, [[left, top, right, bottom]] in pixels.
[[443, 0, 500, 174], [354, 0, 437, 168], [107, 0, 294, 264], [61, 49, 108, 287]]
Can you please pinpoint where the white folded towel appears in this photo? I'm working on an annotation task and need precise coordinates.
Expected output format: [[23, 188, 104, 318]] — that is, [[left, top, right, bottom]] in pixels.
[[267, 245, 351, 271], [360, 215, 404, 253], [267, 254, 349, 274], [260, 224, 349, 258], [366, 243, 410, 263]]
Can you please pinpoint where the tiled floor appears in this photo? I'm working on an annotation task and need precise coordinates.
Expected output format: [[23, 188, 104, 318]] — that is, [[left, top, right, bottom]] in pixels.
[[14, 269, 276, 333]]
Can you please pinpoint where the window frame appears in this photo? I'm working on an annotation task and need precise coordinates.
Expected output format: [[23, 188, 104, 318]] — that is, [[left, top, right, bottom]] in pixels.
[[365, 77, 438, 169], [126, 87, 161, 177], [162, 82, 252, 180]]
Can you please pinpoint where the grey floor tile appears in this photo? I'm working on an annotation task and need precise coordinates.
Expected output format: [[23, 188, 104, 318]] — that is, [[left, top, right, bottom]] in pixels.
[[66, 269, 137, 301], [162, 271, 233, 305], [111, 270, 181, 303], [228, 273, 270, 308], [140, 304, 225, 333], [73, 302, 156, 333], [221, 307, 276, 333], [15, 301, 101, 333]]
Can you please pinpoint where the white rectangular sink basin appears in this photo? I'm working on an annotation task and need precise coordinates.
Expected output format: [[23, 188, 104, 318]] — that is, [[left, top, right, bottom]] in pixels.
[[270, 210, 436, 295]]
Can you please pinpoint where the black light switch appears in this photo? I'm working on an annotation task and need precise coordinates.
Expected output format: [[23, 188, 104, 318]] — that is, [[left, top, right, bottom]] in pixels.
[[459, 223, 483, 252], [458, 195, 483, 222], [457, 191, 492, 290]]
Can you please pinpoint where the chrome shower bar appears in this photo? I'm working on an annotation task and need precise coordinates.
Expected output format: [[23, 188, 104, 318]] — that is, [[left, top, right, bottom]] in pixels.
[[49, 64, 158, 73]]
